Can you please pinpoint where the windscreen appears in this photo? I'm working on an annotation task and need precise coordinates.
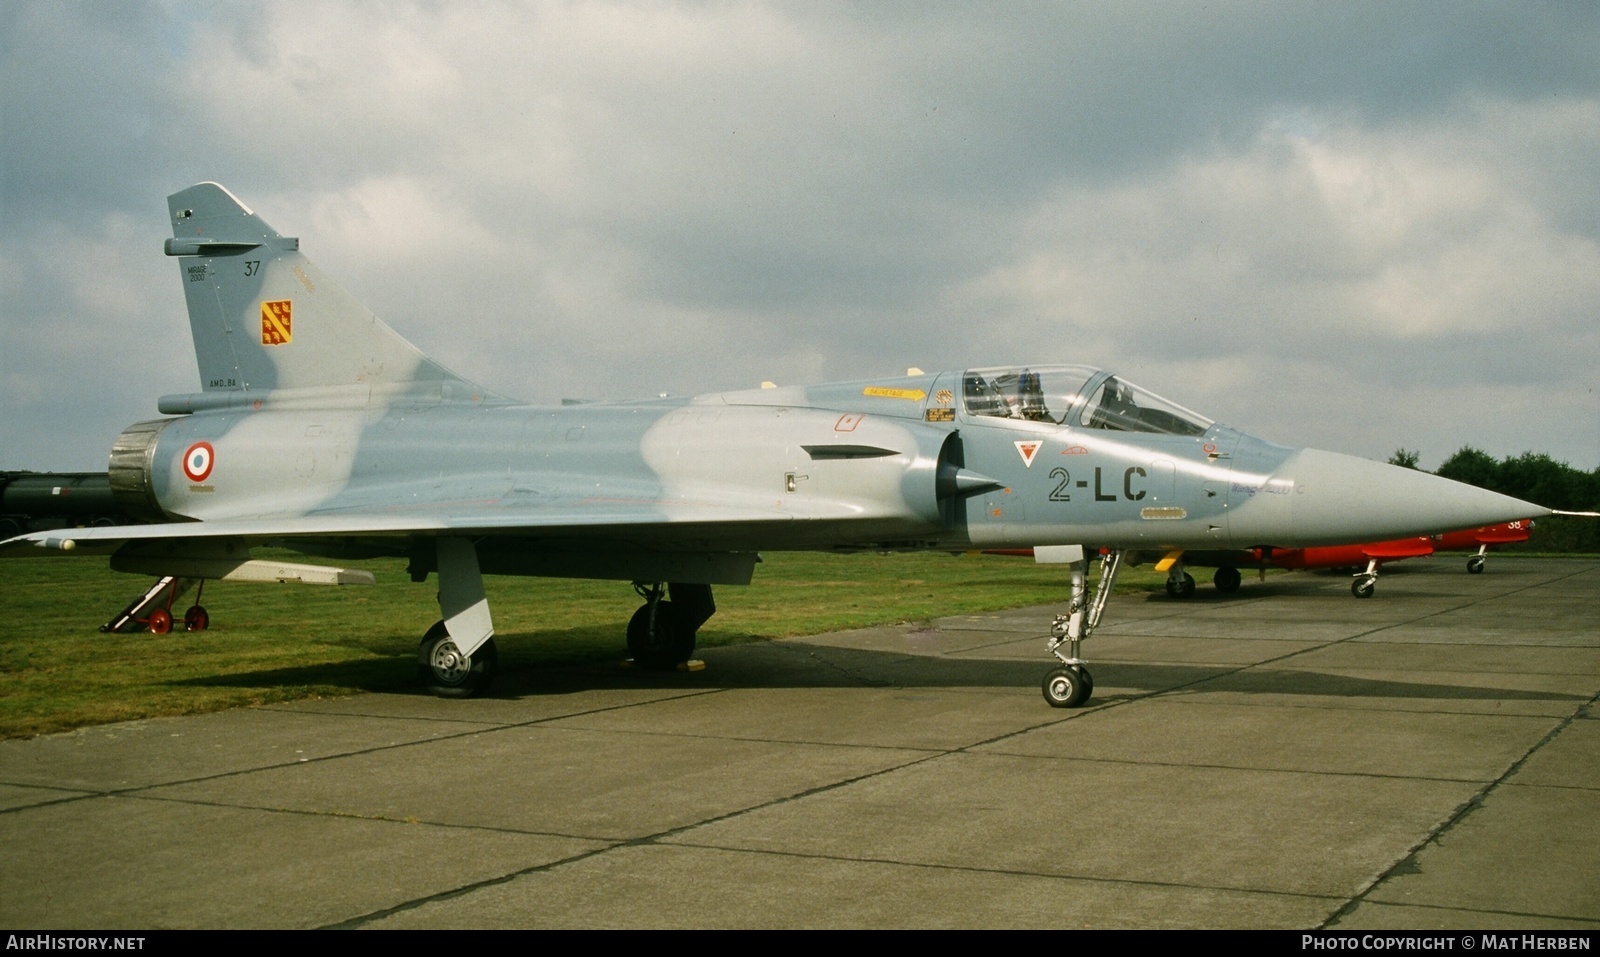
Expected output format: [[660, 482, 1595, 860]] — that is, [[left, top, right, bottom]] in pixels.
[[963, 366, 1213, 436], [1075, 376, 1212, 435]]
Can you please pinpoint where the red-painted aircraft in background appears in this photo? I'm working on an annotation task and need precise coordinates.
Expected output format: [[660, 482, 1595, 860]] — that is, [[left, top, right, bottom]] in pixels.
[[1156, 519, 1534, 598], [994, 520, 1538, 599]]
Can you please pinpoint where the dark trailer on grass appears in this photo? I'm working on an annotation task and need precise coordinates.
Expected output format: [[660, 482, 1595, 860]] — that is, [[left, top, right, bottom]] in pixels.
[[0, 471, 136, 539]]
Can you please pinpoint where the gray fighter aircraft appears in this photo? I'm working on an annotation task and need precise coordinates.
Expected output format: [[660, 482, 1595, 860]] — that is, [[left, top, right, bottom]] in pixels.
[[0, 183, 1549, 707]]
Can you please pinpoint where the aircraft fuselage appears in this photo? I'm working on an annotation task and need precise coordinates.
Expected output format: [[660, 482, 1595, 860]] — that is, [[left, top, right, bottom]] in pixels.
[[107, 365, 1520, 586]]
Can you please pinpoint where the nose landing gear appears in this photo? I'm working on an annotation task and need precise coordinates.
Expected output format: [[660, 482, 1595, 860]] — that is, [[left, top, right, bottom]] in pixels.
[[1351, 557, 1380, 598], [1041, 548, 1123, 708]]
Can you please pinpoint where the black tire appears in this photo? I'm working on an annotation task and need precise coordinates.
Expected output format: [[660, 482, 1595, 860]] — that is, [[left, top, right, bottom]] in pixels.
[[1467, 556, 1486, 575], [417, 621, 498, 698], [1042, 666, 1091, 708], [1351, 578, 1376, 599], [1214, 567, 1242, 593], [1166, 572, 1197, 598], [627, 601, 694, 670]]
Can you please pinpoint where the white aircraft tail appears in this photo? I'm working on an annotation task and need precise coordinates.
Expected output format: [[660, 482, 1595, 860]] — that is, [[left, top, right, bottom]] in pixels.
[[165, 182, 487, 397]]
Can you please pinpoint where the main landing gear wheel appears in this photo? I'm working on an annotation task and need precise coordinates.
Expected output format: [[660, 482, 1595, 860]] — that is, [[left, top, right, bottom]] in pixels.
[[183, 605, 209, 632], [1166, 572, 1196, 598], [417, 621, 498, 698], [148, 608, 173, 635], [1467, 556, 1486, 575], [1351, 576, 1377, 599], [1213, 567, 1242, 593], [1042, 665, 1093, 708], [627, 601, 695, 671]]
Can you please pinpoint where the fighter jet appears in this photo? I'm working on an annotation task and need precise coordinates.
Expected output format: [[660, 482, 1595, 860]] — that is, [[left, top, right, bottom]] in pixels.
[[0, 183, 1550, 708], [1149, 519, 1536, 599], [988, 518, 1537, 598]]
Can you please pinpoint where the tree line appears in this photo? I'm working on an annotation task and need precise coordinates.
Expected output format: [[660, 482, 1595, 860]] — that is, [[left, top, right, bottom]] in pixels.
[[1389, 447, 1600, 553]]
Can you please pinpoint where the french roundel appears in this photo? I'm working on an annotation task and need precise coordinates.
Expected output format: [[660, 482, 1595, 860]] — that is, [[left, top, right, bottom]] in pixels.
[[182, 442, 215, 482]]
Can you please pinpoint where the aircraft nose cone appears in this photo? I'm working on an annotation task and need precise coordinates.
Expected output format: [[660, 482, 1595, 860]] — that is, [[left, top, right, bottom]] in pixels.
[[1230, 448, 1549, 547]]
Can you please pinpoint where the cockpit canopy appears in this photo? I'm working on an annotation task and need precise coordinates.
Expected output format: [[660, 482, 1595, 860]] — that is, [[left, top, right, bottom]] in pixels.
[[962, 365, 1213, 437]]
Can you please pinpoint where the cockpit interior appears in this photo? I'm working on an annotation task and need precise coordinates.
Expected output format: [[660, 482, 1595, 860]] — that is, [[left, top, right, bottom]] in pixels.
[[962, 366, 1212, 437]]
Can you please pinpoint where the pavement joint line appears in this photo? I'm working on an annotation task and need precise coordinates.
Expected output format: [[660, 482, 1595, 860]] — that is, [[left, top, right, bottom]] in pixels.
[[0, 687, 732, 814], [1221, 649, 1600, 669], [324, 746, 960, 929], [533, 723, 954, 752], [103, 790, 622, 843], [1500, 778, 1600, 794], [319, 842, 629, 929], [798, 648, 896, 687], [0, 787, 103, 815], [252, 702, 514, 726], [1332, 898, 1600, 927], [647, 838, 1352, 905], [1113, 570, 1578, 703], [959, 748, 1532, 785], [331, 686, 1351, 931], [323, 678, 1163, 928], [253, 683, 730, 726], [1319, 687, 1600, 930], [1151, 692, 1592, 712]]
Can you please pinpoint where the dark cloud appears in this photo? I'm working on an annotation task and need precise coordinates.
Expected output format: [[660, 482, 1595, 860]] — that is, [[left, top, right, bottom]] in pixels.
[[2, 2, 1597, 472]]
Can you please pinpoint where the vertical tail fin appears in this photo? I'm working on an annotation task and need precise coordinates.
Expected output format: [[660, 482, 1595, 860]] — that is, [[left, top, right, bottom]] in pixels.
[[165, 182, 487, 396]]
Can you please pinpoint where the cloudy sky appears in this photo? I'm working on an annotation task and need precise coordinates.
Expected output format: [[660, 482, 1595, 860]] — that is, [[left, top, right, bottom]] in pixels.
[[3, 1, 1597, 472]]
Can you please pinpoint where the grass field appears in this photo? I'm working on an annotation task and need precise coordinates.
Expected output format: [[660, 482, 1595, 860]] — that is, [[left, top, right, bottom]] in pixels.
[[0, 549, 1171, 739]]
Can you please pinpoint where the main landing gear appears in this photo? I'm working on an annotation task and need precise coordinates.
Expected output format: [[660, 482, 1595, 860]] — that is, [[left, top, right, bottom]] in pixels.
[[627, 582, 716, 670], [1164, 567, 1197, 598], [416, 537, 499, 698], [1467, 546, 1488, 575], [1163, 563, 1242, 597], [1042, 548, 1124, 708], [417, 621, 499, 698]]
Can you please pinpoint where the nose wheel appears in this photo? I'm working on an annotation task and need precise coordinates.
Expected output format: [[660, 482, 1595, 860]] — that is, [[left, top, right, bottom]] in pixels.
[[1042, 664, 1094, 708], [1351, 557, 1380, 598]]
